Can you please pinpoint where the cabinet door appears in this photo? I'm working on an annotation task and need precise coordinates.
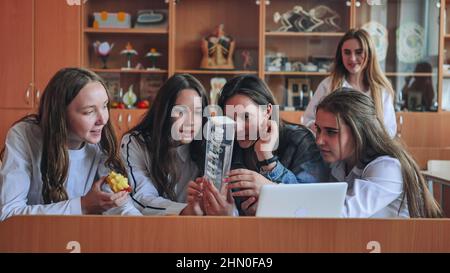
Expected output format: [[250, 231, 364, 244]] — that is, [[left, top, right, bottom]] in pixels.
[[0, 0, 34, 109], [125, 110, 146, 132], [280, 111, 303, 125], [110, 110, 127, 142], [109, 110, 146, 142], [0, 110, 33, 149], [35, 0, 81, 107]]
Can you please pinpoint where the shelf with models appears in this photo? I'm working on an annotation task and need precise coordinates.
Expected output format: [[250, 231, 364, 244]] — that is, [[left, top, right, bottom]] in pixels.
[[264, 0, 351, 32], [84, 28, 168, 35], [174, 0, 259, 75], [83, 35, 169, 72], [82, 0, 170, 71]]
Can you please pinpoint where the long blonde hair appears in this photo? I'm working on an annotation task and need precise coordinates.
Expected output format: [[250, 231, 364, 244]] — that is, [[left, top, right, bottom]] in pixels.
[[331, 28, 394, 122], [317, 89, 442, 218]]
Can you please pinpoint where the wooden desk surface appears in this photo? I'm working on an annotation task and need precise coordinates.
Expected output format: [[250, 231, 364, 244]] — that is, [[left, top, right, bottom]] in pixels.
[[1, 215, 450, 253], [422, 170, 450, 186]]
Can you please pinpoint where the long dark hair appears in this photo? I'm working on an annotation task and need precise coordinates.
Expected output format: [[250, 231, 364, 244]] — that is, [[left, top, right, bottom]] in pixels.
[[331, 28, 394, 121], [130, 74, 208, 200], [316, 89, 442, 218], [218, 74, 287, 167], [2, 68, 125, 204], [218, 74, 278, 112]]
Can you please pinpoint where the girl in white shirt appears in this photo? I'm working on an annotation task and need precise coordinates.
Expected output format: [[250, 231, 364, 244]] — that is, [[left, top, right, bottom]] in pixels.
[[0, 68, 139, 221], [121, 74, 209, 215], [314, 88, 442, 218], [303, 28, 397, 138]]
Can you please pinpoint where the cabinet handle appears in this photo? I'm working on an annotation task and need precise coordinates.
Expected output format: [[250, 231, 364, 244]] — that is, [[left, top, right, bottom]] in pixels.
[[25, 83, 32, 105], [397, 115, 403, 138], [346, 1, 351, 7], [118, 114, 123, 131], [127, 113, 132, 131], [36, 89, 41, 104], [355, 1, 361, 7]]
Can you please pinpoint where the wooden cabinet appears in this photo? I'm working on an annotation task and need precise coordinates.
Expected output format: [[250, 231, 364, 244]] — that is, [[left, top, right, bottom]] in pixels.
[[0, 0, 81, 148], [1, 0, 450, 168], [110, 109, 146, 141], [264, 0, 350, 109], [0, 0, 34, 109], [396, 112, 450, 168], [35, 0, 81, 107], [81, 0, 170, 108]]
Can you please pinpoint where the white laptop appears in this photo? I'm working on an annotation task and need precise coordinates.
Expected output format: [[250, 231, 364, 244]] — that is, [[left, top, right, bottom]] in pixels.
[[256, 182, 348, 218]]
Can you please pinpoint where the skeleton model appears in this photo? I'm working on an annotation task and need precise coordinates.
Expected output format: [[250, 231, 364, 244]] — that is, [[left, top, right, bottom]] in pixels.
[[273, 5, 341, 32]]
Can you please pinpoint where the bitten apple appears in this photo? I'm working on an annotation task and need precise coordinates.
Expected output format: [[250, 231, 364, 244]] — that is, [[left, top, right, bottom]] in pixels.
[[106, 171, 131, 193]]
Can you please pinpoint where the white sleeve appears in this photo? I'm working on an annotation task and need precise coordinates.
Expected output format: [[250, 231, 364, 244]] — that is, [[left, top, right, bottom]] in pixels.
[[0, 126, 82, 221], [342, 157, 404, 218], [382, 90, 397, 138], [303, 78, 330, 128], [121, 133, 187, 215]]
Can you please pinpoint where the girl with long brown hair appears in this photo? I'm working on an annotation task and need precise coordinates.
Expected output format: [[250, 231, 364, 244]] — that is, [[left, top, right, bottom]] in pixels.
[[303, 28, 397, 138], [0, 68, 139, 221], [315, 89, 442, 218]]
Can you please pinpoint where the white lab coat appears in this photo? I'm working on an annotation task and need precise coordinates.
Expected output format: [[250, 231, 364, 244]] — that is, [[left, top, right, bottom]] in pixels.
[[330, 155, 410, 218], [303, 77, 397, 138]]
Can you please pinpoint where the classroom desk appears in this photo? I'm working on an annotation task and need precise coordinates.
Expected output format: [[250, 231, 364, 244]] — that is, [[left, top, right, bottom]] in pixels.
[[1, 215, 450, 253], [422, 170, 450, 215], [422, 170, 450, 187]]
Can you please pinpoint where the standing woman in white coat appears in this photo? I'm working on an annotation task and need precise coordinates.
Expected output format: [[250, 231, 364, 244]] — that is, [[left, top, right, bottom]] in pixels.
[[0, 68, 139, 221], [315, 89, 442, 218], [303, 28, 397, 138]]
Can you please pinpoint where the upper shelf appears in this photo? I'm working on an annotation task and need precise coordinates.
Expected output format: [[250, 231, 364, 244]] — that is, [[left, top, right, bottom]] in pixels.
[[175, 69, 258, 75], [265, 71, 330, 76], [90, 68, 168, 74], [84, 28, 168, 35], [264, 72, 435, 77], [265, 32, 345, 37]]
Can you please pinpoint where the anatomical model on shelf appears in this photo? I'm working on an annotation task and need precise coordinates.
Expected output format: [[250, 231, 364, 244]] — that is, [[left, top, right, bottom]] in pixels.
[[200, 24, 236, 70], [273, 5, 341, 32], [93, 41, 114, 69], [120, 42, 138, 70], [145, 48, 162, 70]]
